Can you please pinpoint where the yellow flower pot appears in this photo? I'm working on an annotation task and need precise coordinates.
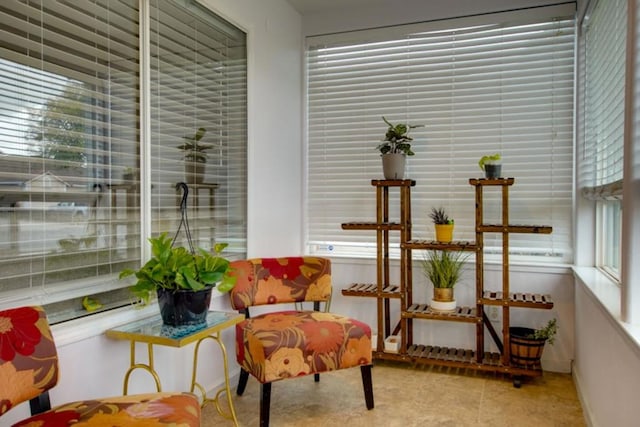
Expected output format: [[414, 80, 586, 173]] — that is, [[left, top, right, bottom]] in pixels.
[[434, 223, 454, 242]]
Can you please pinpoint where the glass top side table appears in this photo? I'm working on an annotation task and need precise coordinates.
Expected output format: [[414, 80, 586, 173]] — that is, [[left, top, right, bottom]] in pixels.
[[106, 310, 244, 426]]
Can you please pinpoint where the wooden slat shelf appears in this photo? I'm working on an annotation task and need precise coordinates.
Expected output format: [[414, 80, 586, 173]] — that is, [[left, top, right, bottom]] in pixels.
[[341, 283, 401, 298], [402, 304, 479, 323], [370, 179, 416, 187], [374, 345, 543, 376], [482, 291, 554, 309], [403, 239, 478, 251], [469, 177, 515, 186], [478, 224, 552, 234], [341, 222, 404, 231]]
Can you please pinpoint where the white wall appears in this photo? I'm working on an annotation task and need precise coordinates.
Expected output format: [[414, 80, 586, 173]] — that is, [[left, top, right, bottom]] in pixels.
[[573, 275, 640, 427], [300, 0, 572, 36]]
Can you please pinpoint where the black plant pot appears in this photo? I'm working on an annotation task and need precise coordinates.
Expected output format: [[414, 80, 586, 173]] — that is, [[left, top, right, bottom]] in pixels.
[[157, 287, 213, 326]]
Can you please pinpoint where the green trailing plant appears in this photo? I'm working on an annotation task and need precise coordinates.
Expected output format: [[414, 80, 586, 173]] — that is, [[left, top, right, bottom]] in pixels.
[[376, 116, 424, 156], [529, 318, 558, 344], [119, 232, 236, 305], [428, 207, 454, 225], [420, 250, 469, 289], [478, 153, 501, 171], [176, 127, 212, 163]]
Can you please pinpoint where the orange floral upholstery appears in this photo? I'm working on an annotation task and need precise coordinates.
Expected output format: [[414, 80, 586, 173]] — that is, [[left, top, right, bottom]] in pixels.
[[0, 306, 200, 427], [229, 257, 374, 426]]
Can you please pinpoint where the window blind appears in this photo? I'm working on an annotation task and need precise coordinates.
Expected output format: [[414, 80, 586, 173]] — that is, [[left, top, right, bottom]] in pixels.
[[0, 0, 141, 295], [148, 0, 247, 254], [579, 0, 626, 193], [0, 0, 247, 321], [306, 5, 575, 263]]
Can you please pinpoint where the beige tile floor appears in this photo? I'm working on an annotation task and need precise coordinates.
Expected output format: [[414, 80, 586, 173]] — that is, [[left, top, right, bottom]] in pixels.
[[202, 361, 586, 427]]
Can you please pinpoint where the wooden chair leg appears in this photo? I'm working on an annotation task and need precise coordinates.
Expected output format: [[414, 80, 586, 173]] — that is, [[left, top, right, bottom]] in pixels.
[[260, 382, 272, 427], [360, 364, 374, 410], [237, 369, 250, 396]]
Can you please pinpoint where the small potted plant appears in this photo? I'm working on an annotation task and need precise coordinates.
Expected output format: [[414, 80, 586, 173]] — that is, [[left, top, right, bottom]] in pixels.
[[478, 153, 502, 179], [119, 232, 236, 326], [420, 250, 469, 312], [509, 318, 558, 368], [376, 116, 423, 180], [428, 207, 454, 243], [177, 127, 213, 184]]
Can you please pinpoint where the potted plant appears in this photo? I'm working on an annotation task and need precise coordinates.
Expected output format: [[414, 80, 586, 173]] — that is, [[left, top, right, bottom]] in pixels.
[[509, 318, 558, 368], [376, 116, 423, 180], [177, 127, 213, 184], [428, 207, 454, 243], [420, 250, 469, 312], [478, 153, 502, 179], [119, 232, 236, 326]]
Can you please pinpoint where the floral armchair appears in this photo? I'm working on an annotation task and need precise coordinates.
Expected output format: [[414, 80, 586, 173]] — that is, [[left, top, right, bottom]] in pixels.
[[229, 257, 374, 427], [0, 305, 200, 426]]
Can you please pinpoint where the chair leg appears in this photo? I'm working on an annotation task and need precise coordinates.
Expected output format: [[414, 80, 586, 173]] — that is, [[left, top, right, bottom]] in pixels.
[[314, 373, 320, 382], [237, 368, 250, 396], [260, 382, 272, 427], [360, 364, 374, 410]]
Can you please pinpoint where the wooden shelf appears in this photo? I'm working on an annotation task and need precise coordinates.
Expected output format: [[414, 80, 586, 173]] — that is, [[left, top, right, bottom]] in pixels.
[[341, 222, 404, 231], [478, 224, 552, 234], [403, 304, 478, 323], [482, 291, 554, 309], [469, 177, 515, 186], [403, 239, 477, 251], [341, 283, 402, 298], [341, 177, 553, 385]]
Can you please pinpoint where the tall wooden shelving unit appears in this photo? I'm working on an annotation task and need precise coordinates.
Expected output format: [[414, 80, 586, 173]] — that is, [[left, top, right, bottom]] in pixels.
[[341, 177, 554, 385]]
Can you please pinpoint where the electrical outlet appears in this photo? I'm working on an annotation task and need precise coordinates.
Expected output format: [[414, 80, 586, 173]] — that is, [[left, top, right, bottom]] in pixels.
[[488, 306, 500, 321]]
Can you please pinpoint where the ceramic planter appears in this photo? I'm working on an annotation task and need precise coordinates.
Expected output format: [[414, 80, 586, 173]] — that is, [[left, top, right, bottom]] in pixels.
[[434, 223, 454, 242], [157, 287, 213, 326], [430, 287, 456, 312], [484, 163, 502, 179], [381, 153, 406, 179]]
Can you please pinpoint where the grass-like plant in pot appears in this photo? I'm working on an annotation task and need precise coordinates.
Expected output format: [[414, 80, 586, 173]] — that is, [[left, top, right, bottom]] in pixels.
[[376, 116, 423, 179], [428, 207, 454, 243], [420, 250, 469, 312]]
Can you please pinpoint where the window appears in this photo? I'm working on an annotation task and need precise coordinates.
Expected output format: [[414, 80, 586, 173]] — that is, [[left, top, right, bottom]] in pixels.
[[0, 0, 247, 322], [578, 0, 626, 280], [306, 4, 575, 264]]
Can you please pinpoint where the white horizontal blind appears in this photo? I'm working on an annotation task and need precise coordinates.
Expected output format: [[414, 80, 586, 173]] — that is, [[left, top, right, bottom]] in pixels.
[[307, 6, 575, 263], [579, 0, 626, 193], [148, 0, 247, 255], [0, 0, 141, 294]]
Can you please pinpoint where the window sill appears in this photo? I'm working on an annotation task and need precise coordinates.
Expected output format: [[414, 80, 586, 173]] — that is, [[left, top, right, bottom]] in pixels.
[[52, 304, 158, 347], [572, 266, 640, 357]]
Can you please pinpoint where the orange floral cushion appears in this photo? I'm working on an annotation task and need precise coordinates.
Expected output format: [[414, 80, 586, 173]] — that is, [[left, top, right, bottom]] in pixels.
[[236, 310, 372, 383], [12, 393, 200, 427]]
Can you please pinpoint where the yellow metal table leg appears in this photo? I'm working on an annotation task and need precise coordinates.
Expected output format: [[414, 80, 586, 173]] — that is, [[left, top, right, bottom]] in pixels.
[[191, 333, 239, 427], [122, 341, 162, 395]]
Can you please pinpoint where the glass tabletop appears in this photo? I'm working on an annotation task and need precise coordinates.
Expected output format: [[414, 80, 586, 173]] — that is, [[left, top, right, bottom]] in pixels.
[[106, 310, 244, 347]]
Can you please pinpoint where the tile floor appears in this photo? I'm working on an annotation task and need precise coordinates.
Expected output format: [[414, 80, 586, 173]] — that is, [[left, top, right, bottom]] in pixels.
[[201, 361, 585, 427]]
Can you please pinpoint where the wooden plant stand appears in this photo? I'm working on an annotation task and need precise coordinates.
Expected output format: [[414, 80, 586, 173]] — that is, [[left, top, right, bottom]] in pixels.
[[341, 178, 553, 387]]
